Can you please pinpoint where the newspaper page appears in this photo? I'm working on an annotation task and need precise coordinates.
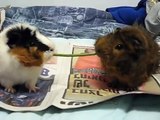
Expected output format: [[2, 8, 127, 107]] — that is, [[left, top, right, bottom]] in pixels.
[[0, 38, 160, 111], [51, 39, 120, 109], [51, 38, 160, 109]]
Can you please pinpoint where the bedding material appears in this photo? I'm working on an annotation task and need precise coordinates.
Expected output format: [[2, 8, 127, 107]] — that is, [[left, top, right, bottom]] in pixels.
[[3, 6, 125, 39], [0, 95, 160, 120], [1, 6, 160, 120]]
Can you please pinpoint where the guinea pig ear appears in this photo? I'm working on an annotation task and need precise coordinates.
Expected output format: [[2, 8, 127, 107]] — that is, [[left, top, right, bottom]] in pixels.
[[132, 39, 142, 46], [116, 27, 121, 31], [6, 29, 21, 48], [114, 27, 121, 33], [129, 39, 145, 60]]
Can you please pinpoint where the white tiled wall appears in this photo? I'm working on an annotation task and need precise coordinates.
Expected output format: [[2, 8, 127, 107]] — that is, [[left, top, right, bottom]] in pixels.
[[1, 0, 140, 10]]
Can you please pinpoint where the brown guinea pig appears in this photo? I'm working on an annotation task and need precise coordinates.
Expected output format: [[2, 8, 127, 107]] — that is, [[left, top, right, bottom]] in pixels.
[[95, 26, 160, 90]]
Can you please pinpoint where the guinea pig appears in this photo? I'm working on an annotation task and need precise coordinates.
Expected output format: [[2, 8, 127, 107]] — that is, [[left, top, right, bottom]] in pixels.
[[95, 26, 160, 90], [0, 23, 55, 93]]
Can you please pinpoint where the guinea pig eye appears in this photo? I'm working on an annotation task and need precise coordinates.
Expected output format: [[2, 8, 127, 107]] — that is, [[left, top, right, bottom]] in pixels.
[[9, 44, 16, 48], [115, 44, 124, 50], [30, 42, 35, 46]]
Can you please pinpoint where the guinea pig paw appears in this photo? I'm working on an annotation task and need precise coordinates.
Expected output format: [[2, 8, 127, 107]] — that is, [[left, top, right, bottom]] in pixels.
[[5, 87, 16, 93], [26, 85, 39, 93], [107, 79, 137, 92], [125, 88, 138, 92]]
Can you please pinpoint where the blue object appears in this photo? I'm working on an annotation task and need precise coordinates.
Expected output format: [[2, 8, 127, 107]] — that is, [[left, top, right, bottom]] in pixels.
[[106, 0, 147, 25]]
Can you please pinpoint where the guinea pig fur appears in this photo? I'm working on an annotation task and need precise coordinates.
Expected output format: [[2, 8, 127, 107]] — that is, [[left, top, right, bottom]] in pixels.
[[95, 26, 160, 90], [0, 23, 55, 93]]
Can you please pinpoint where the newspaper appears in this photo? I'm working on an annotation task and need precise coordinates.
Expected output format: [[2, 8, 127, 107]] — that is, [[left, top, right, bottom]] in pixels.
[[0, 38, 159, 111]]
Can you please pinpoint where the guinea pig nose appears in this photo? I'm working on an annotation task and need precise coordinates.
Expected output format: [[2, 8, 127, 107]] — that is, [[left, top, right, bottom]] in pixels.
[[49, 48, 54, 52], [96, 49, 104, 56]]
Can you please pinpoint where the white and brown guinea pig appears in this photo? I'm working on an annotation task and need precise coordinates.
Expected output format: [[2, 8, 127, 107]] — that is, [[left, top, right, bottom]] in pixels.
[[95, 26, 160, 90], [0, 23, 55, 93]]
